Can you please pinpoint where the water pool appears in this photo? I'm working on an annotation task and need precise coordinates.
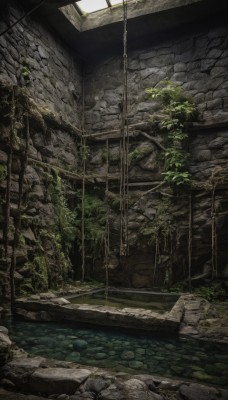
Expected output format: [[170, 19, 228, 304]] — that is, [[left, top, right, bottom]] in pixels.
[[69, 289, 179, 313], [4, 319, 228, 387]]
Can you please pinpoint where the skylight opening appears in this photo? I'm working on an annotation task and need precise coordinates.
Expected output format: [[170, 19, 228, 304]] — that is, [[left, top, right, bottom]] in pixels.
[[75, 0, 129, 15], [76, 0, 108, 14], [110, 0, 123, 5]]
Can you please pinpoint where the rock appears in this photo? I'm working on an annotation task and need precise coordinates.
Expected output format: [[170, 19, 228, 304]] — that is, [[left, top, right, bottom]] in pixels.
[[208, 137, 226, 149], [95, 353, 107, 360], [0, 332, 11, 347], [65, 352, 80, 362], [99, 383, 125, 400], [39, 292, 56, 299], [159, 379, 181, 390], [191, 371, 213, 381], [37, 45, 49, 60], [0, 388, 49, 399], [129, 360, 145, 368], [6, 357, 44, 370], [0, 326, 8, 334], [30, 367, 91, 394], [73, 340, 88, 351], [22, 228, 36, 244], [14, 272, 24, 282], [193, 150, 211, 161], [122, 379, 163, 400], [0, 378, 15, 388], [30, 295, 41, 300], [132, 375, 157, 392], [81, 378, 111, 394], [0, 331, 12, 367], [51, 298, 70, 305], [177, 383, 220, 400], [121, 351, 135, 360]]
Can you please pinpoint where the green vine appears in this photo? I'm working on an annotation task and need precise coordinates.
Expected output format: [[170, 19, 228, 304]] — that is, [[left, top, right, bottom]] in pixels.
[[0, 165, 7, 181], [140, 198, 175, 244], [75, 190, 106, 260], [49, 174, 77, 255], [146, 81, 198, 187], [128, 146, 152, 166], [48, 174, 78, 281], [20, 60, 31, 86]]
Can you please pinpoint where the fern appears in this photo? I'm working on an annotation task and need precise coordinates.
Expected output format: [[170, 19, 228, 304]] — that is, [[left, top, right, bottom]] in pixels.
[[146, 81, 198, 187]]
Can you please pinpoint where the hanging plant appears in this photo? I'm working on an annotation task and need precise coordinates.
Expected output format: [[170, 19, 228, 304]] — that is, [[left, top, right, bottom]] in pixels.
[[146, 81, 198, 187]]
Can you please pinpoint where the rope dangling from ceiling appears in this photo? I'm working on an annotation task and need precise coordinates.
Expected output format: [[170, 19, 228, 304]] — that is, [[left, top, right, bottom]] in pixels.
[[119, 0, 129, 258]]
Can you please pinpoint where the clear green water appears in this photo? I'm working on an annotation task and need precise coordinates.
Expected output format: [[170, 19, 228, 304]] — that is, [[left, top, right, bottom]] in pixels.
[[4, 319, 228, 387], [70, 290, 179, 313]]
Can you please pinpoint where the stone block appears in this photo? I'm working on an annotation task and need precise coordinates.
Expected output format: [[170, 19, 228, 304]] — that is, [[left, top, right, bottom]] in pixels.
[[177, 383, 220, 400], [30, 368, 91, 394], [201, 59, 216, 72], [211, 66, 228, 78], [38, 45, 49, 60], [208, 137, 226, 149], [206, 98, 222, 110], [174, 62, 186, 72]]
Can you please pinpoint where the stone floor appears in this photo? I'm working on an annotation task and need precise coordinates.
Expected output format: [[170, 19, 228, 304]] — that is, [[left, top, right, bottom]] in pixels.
[[1, 294, 228, 400], [180, 299, 228, 344]]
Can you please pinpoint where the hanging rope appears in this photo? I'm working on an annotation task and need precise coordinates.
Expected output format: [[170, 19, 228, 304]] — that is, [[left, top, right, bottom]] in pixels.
[[10, 110, 30, 310], [81, 69, 86, 282], [188, 191, 192, 292], [119, 0, 129, 257], [104, 139, 110, 298], [211, 186, 217, 278]]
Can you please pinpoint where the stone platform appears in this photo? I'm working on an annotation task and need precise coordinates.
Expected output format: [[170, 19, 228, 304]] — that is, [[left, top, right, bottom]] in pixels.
[[14, 293, 186, 335]]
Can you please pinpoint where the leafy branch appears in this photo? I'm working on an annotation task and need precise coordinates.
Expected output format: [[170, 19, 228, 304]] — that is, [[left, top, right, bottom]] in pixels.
[[146, 81, 198, 187]]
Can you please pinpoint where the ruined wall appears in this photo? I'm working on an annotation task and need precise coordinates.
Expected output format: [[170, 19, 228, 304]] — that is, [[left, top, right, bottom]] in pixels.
[[0, 1, 82, 299], [84, 21, 228, 287], [0, 3, 228, 296], [0, 1, 82, 126]]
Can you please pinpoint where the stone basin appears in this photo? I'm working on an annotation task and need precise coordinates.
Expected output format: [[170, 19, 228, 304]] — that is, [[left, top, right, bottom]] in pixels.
[[14, 292, 187, 335]]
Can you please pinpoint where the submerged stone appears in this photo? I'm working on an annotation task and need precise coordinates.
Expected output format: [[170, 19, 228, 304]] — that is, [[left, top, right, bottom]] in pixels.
[[129, 360, 144, 368], [121, 351, 135, 360], [73, 340, 88, 351], [65, 352, 80, 362], [191, 371, 213, 381], [95, 353, 107, 360]]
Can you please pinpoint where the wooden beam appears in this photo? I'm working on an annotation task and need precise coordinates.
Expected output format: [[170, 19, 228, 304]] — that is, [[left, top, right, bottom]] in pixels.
[[20, 0, 82, 9]]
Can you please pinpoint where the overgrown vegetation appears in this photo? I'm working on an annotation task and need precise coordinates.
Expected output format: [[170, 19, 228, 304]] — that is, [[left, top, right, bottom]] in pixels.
[[0, 165, 6, 181], [194, 284, 226, 302], [146, 81, 198, 187], [140, 198, 175, 287], [75, 189, 106, 261], [128, 146, 152, 166], [49, 174, 77, 255], [48, 173, 77, 276], [140, 198, 174, 244], [20, 60, 30, 86]]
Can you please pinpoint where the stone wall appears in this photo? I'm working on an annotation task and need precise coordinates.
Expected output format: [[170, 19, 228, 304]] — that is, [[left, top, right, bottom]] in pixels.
[[0, 0, 82, 126], [0, 3, 228, 295], [0, 1, 82, 299], [84, 24, 228, 131], [83, 21, 228, 287]]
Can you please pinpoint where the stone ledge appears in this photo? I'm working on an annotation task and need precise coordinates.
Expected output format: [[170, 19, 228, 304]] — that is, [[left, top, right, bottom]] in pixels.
[[2, 356, 228, 399], [14, 294, 187, 335]]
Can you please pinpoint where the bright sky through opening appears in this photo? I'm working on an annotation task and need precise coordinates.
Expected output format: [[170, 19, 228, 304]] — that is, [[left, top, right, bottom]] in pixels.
[[76, 0, 127, 14]]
